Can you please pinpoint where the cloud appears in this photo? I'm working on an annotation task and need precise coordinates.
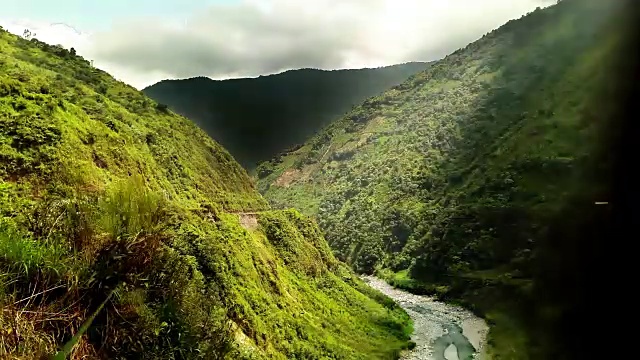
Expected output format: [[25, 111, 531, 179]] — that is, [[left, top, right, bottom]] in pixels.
[[0, 20, 87, 49], [0, 18, 175, 88], [2, 0, 556, 89]]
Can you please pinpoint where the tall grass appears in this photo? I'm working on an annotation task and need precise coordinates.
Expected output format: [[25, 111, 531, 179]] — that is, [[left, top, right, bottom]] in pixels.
[[0, 222, 71, 284], [1, 176, 168, 358], [98, 175, 165, 240], [0, 221, 76, 358], [51, 288, 116, 360]]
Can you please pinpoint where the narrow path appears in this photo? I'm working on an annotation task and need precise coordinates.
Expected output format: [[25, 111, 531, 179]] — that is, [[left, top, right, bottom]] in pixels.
[[362, 276, 488, 360], [237, 213, 258, 230], [225, 211, 262, 230]]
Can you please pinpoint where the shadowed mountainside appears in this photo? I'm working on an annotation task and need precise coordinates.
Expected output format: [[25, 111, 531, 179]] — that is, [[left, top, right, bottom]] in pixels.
[[0, 26, 413, 359], [257, 0, 630, 358], [143, 63, 430, 170]]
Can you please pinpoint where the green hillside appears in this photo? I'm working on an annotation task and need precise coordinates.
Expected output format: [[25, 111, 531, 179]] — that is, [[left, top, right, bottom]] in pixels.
[[143, 63, 429, 170], [258, 0, 628, 358], [0, 27, 412, 359]]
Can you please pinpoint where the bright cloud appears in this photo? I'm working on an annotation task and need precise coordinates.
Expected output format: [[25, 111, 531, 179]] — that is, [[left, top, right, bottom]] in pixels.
[[2, 0, 555, 89]]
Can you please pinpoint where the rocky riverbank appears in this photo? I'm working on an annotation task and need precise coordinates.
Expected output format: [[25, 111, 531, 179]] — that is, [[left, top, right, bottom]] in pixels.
[[361, 276, 489, 360]]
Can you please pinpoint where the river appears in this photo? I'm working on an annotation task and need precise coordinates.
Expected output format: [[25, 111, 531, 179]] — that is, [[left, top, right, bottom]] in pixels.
[[361, 276, 489, 360]]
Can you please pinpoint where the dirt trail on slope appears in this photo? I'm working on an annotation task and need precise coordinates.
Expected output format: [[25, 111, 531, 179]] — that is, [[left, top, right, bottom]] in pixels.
[[226, 211, 263, 230], [237, 213, 258, 230]]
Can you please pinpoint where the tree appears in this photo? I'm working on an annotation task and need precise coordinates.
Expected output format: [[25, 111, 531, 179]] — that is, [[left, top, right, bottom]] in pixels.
[[155, 103, 170, 113]]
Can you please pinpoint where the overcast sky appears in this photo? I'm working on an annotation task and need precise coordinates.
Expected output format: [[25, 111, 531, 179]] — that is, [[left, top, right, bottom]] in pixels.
[[1, 0, 555, 89]]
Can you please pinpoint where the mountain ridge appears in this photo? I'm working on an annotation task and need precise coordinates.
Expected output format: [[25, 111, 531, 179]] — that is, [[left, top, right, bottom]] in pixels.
[[149, 62, 431, 83], [143, 62, 430, 169], [257, 0, 627, 358], [0, 25, 413, 359]]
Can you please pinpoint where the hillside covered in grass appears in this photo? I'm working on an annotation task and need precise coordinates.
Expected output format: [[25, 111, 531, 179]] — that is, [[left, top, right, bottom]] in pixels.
[[0, 26, 412, 359], [258, 0, 630, 358], [143, 63, 429, 170]]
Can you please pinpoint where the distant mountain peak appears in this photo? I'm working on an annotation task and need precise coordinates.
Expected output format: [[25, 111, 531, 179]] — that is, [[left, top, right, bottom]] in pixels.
[[144, 61, 431, 170]]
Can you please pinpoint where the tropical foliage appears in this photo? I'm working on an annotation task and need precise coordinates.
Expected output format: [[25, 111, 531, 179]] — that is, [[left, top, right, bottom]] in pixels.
[[0, 27, 412, 359], [258, 0, 628, 358], [143, 63, 429, 170]]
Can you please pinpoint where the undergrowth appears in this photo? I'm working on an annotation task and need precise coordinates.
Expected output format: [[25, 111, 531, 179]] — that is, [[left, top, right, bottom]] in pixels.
[[0, 26, 412, 359], [258, 1, 626, 358]]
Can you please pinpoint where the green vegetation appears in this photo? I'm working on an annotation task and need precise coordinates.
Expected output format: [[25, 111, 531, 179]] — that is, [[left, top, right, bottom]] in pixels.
[[258, 0, 629, 358], [143, 63, 429, 170], [0, 27, 412, 359]]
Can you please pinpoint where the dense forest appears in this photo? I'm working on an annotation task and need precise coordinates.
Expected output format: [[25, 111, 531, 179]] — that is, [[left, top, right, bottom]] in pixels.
[[0, 26, 415, 359], [2, 0, 637, 358], [143, 63, 429, 170], [258, 0, 631, 358]]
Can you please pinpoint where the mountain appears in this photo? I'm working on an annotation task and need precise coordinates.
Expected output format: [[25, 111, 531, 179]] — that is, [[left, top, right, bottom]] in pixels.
[[257, 0, 630, 358], [143, 63, 429, 170], [0, 27, 413, 359]]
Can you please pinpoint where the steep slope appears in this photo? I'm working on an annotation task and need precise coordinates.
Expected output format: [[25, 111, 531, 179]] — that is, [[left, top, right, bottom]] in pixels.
[[0, 27, 412, 359], [258, 0, 628, 358], [143, 63, 429, 170]]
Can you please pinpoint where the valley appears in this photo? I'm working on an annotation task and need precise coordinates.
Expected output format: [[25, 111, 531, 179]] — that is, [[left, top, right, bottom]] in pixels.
[[1, 0, 634, 359], [0, 26, 414, 359], [363, 276, 488, 360], [257, 0, 628, 358], [143, 63, 429, 170]]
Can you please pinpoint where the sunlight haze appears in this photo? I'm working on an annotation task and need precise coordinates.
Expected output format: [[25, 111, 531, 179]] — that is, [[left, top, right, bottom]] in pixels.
[[1, 0, 554, 88]]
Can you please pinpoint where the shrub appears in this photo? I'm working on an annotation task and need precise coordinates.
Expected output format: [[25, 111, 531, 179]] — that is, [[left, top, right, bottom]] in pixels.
[[0, 219, 73, 288], [256, 161, 274, 179], [98, 176, 166, 240], [155, 103, 169, 113]]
